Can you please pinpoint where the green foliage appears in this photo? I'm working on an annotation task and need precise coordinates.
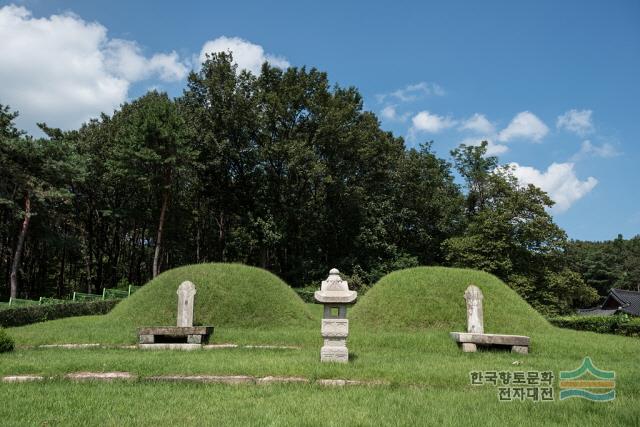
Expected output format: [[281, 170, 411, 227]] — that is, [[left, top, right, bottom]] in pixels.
[[351, 266, 551, 333], [0, 300, 118, 328], [0, 58, 616, 317], [566, 234, 640, 295], [538, 268, 599, 315], [443, 142, 594, 314], [549, 314, 640, 336], [109, 263, 313, 328], [0, 56, 466, 301], [0, 327, 14, 352], [293, 286, 317, 304]]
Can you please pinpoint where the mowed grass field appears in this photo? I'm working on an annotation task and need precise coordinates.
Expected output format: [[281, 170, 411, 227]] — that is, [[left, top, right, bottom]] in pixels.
[[1, 265, 639, 426]]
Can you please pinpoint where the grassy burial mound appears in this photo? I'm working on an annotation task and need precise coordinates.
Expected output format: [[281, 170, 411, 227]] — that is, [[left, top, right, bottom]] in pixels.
[[351, 267, 551, 335], [110, 263, 313, 328], [9, 263, 314, 345]]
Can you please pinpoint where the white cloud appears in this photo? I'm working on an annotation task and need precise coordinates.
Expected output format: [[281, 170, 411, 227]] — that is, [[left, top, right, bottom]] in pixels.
[[104, 39, 188, 82], [0, 5, 188, 132], [199, 36, 289, 75], [509, 162, 598, 212], [497, 111, 549, 142], [459, 113, 495, 134], [410, 111, 456, 135], [557, 109, 594, 135], [571, 140, 620, 161], [376, 82, 445, 104], [460, 137, 509, 156], [380, 105, 410, 122]]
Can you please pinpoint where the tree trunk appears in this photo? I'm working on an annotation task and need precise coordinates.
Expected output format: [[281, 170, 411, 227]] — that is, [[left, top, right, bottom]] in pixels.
[[57, 226, 67, 298], [10, 193, 31, 298], [196, 220, 201, 263], [152, 187, 170, 278]]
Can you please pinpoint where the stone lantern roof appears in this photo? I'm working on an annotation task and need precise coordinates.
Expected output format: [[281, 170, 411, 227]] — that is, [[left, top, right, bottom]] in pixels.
[[314, 268, 357, 304]]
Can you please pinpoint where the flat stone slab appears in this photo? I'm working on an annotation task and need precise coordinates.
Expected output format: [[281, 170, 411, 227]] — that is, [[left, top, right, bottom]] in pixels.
[[147, 375, 254, 384], [203, 343, 239, 349], [316, 379, 389, 386], [257, 376, 308, 384], [138, 343, 202, 351], [39, 344, 101, 349], [450, 332, 530, 346], [65, 372, 135, 381], [2, 375, 45, 383], [244, 345, 302, 350], [138, 326, 213, 335], [138, 326, 214, 346], [2, 373, 391, 387], [25, 342, 299, 351]]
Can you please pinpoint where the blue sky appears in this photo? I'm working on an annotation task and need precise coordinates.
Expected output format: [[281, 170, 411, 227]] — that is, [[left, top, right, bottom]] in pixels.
[[1, 0, 638, 241]]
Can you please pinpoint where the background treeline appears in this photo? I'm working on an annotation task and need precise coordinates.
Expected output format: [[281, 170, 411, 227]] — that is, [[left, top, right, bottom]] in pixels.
[[565, 236, 640, 294], [0, 53, 637, 315]]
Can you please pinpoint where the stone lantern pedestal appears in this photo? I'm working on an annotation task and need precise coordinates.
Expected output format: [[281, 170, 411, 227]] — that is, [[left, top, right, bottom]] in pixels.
[[314, 268, 357, 363]]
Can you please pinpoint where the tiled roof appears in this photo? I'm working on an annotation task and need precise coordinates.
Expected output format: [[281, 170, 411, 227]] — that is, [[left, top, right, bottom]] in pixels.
[[609, 289, 640, 316]]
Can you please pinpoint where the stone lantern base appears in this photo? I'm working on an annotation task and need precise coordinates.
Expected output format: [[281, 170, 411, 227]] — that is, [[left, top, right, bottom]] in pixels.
[[321, 346, 349, 362], [321, 317, 349, 363]]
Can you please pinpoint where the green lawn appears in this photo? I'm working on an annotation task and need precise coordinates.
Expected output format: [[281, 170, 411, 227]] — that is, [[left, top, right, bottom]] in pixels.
[[1, 266, 639, 425], [3, 381, 637, 427], [2, 322, 639, 425]]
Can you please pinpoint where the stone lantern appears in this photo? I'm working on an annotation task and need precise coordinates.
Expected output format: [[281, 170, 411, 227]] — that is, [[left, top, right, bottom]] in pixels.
[[314, 268, 357, 363]]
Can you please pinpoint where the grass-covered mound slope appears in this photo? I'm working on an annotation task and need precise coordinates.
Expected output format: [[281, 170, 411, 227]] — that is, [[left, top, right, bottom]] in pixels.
[[9, 263, 314, 345], [351, 267, 551, 334], [111, 263, 313, 328]]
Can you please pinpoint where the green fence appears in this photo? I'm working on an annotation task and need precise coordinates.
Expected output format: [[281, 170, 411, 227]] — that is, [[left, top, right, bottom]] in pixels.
[[2, 284, 142, 307], [72, 292, 103, 302], [103, 288, 129, 299]]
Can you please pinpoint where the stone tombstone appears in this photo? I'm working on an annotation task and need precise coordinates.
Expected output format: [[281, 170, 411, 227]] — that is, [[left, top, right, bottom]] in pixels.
[[314, 268, 357, 363], [464, 285, 484, 334], [177, 280, 197, 327]]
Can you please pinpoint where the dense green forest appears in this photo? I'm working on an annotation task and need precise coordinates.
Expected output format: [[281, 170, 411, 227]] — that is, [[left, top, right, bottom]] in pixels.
[[566, 236, 640, 294], [0, 53, 637, 315]]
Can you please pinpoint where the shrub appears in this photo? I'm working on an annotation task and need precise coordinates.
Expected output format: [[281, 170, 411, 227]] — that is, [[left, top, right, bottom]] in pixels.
[[549, 314, 640, 337], [294, 286, 317, 304], [0, 300, 119, 328], [0, 328, 15, 352], [618, 318, 640, 337]]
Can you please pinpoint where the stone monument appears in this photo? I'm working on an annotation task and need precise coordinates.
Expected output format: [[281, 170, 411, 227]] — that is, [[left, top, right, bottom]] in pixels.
[[177, 280, 197, 327], [450, 284, 530, 354], [138, 280, 213, 350], [314, 268, 357, 363], [462, 285, 483, 351]]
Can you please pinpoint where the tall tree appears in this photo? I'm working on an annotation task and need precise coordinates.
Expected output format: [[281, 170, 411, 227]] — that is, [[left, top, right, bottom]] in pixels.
[[444, 142, 597, 314], [0, 109, 79, 297], [110, 91, 190, 278]]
